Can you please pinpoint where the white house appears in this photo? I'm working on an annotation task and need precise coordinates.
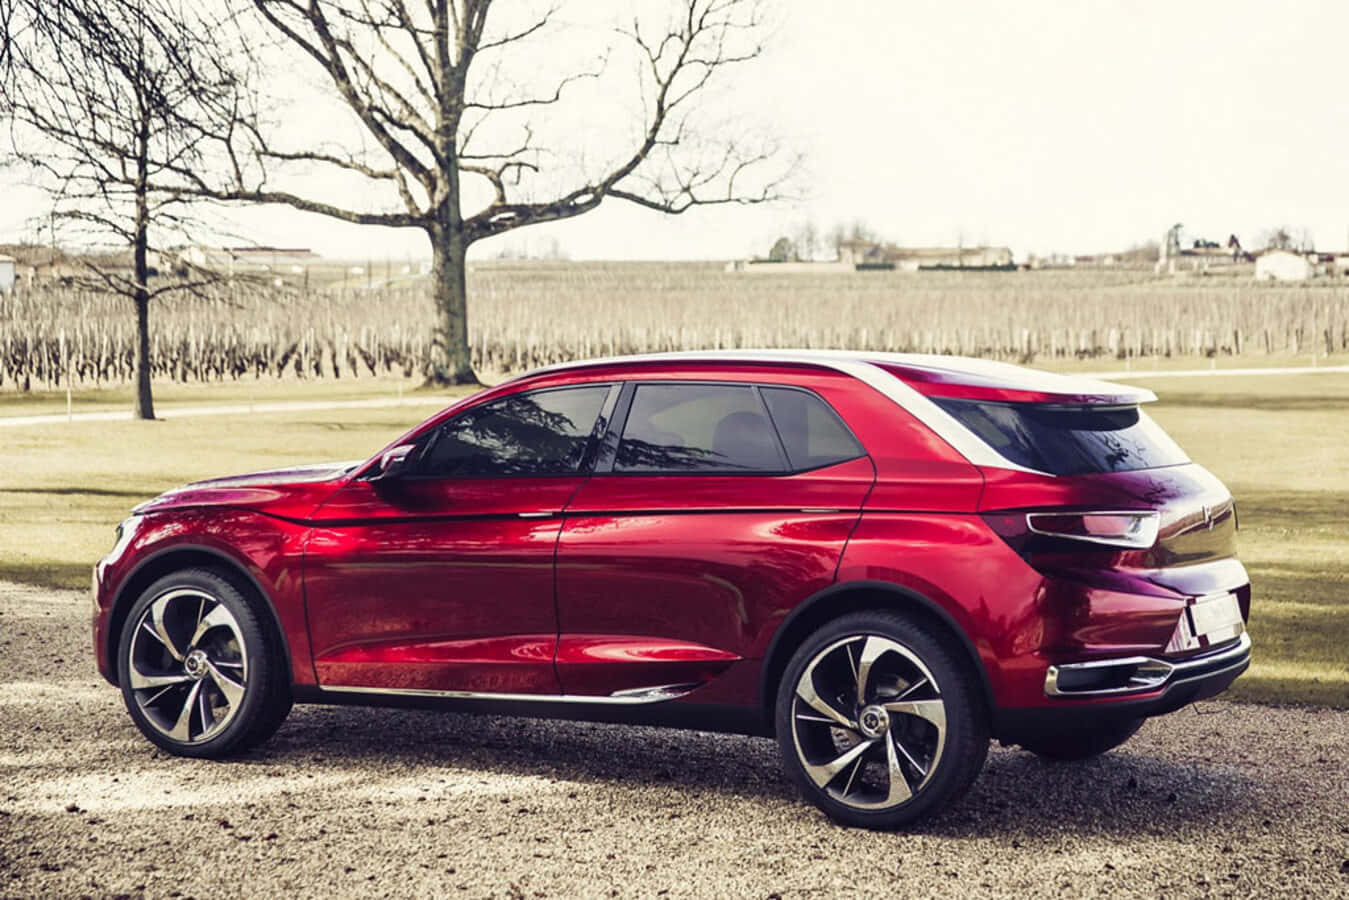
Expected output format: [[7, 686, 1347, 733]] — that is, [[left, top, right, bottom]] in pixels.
[[1255, 249, 1313, 281], [181, 245, 322, 274], [0, 255, 15, 292]]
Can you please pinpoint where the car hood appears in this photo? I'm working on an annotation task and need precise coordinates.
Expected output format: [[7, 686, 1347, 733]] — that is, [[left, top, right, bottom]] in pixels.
[[133, 460, 363, 518]]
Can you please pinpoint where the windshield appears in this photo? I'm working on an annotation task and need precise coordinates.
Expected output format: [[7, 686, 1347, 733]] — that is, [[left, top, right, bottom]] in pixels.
[[931, 399, 1189, 475]]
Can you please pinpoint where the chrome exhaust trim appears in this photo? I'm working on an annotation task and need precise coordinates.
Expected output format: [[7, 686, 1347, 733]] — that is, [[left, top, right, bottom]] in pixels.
[[1045, 631, 1251, 698]]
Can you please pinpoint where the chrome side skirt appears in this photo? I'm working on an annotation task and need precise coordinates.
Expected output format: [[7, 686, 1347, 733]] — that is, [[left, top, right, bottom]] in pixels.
[[1044, 631, 1251, 698], [315, 682, 702, 705]]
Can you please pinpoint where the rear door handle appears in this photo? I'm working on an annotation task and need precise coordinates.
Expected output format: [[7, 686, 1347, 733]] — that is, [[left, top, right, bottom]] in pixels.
[[518, 511, 557, 519]]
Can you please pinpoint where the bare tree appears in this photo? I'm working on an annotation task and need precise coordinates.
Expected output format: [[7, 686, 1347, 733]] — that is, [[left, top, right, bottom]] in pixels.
[[192, 0, 793, 385], [0, 0, 241, 418], [1261, 226, 1296, 251], [792, 219, 819, 262], [826, 219, 878, 257]]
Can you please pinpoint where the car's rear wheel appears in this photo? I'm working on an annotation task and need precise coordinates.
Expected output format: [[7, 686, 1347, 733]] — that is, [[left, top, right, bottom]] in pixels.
[[1017, 718, 1145, 761], [775, 611, 989, 830], [116, 568, 290, 758]]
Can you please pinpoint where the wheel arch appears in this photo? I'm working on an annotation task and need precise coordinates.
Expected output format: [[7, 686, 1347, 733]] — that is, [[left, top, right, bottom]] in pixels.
[[759, 580, 994, 733], [106, 544, 293, 688]]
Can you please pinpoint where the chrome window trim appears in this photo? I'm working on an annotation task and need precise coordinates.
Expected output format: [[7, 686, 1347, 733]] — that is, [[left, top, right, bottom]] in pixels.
[[831, 358, 1053, 475]]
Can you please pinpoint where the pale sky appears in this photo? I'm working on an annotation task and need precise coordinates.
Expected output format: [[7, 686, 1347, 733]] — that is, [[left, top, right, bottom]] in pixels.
[[3, 0, 1347, 261]]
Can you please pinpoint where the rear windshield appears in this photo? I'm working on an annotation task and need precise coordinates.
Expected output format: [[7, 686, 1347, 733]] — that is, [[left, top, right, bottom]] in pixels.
[[931, 399, 1189, 475]]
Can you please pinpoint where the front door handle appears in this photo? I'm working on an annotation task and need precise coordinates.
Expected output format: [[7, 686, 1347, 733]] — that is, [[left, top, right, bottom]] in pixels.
[[517, 511, 557, 519]]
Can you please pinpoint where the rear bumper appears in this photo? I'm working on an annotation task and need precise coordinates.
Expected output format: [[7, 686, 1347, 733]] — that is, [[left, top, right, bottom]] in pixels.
[[992, 633, 1251, 744]]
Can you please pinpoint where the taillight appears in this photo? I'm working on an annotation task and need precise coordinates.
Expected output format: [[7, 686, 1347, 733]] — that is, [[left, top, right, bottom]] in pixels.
[[982, 509, 1159, 554], [1026, 511, 1159, 549]]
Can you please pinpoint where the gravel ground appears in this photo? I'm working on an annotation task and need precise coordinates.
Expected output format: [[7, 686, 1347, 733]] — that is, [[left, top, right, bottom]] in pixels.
[[2, 581, 1347, 899]]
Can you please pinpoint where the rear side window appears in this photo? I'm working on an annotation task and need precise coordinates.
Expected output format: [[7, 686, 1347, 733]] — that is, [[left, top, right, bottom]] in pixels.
[[417, 385, 609, 477], [760, 387, 865, 471], [931, 399, 1189, 475], [616, 384, 787, 473]]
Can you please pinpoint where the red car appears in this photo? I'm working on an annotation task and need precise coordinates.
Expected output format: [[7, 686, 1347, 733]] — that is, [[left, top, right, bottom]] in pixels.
[[93, 351, 1250, 829]]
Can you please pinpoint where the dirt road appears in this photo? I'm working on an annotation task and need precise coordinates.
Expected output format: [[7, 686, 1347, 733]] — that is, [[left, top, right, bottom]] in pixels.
[[2, 581, 1346, 898]]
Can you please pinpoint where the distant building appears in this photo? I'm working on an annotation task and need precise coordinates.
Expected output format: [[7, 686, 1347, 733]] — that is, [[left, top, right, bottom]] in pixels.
[[1255, 249, 1314, 282], [0, 245, 71, 285], [1071, 253, 1121, 267], [723, 259, 852, 274], [836, 240, 1013, 270], [182, 245, 322, 274], [1315, 252, 1349, 277], [0, 255, 15, 292]]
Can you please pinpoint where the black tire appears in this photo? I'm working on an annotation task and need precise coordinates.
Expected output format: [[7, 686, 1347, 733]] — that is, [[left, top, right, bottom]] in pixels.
[[1017, 718, 1145, 761], [775, 610, 989, 830], [116, 567, 291, 758]]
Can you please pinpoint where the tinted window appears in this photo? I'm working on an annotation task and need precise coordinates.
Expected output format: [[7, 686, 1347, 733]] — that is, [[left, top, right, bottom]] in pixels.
[[761, 388, 865, 471], [615, 384, 787, 473], [932, 399, 1189, 475], [417, 386, 609, 477]]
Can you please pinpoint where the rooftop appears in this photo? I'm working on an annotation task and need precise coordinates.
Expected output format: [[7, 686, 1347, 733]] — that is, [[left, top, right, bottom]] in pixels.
[[525, 350, 1155, 406]]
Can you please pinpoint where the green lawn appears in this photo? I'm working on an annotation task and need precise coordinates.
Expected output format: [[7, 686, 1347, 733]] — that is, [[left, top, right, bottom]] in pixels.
[[1144, 374, 1349, 707], [0, 373, 427, 418], [1, 373, 1344, 707]]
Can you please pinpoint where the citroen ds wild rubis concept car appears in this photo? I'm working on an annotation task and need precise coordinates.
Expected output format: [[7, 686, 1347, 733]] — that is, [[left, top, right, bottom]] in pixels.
[[93, 351, 1250, 828]]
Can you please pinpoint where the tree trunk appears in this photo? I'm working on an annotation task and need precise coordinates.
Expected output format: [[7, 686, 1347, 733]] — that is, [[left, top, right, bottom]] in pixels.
[[424, 225, 478, 387], [133, 111, 155, 420], [133, 289, 154, 419]]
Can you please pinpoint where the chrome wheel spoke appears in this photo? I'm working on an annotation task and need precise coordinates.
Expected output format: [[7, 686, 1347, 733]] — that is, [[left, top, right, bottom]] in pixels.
[[145, 598, 185, 662], [199, 687, 213, 734], [128, 667, 193, 691], [142, 684, 178, 706], [840, 752, 866, 797], [188, 604, 235, 654], [855, 635, 887, 706], [206, 661, 245, 709], [168, 680, 204, 742], [882, 730, 915, 805], [892, 732, 928, 779], [893, 676, 928, 701], [883, 699, 947, 731], [795, 677, 855, 731], [803, 737, 875, 790], [794, 712, 842, 725]]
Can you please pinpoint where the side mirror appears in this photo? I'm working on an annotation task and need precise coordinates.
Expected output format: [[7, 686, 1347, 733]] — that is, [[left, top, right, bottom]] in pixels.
[[373, 444, 416, 481]]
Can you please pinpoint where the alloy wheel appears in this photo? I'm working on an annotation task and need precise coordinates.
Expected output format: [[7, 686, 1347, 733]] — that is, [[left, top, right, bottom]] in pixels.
[[789, 634, 947, 810], [126, 588, 250, 744]]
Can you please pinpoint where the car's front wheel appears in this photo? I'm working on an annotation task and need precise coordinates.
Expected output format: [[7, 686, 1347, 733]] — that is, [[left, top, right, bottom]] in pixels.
[[775, 611, 989, 830], [116, 568, 290, 758]]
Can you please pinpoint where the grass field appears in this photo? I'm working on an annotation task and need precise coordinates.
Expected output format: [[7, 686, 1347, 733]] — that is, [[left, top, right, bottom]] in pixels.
[[0, 371, 1344, 708]]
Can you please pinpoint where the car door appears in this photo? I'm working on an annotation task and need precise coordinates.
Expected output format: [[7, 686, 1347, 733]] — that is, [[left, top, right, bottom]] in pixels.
[[304, 383, 616, 696], [554, 381, 876, 699]]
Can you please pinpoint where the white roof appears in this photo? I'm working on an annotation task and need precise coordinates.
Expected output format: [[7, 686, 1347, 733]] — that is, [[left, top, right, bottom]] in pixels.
[[528, 349, 1152, 402]]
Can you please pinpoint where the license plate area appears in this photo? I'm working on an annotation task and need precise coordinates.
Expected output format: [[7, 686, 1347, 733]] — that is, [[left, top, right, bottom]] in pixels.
[[1190, 591, 1245, 648], [1167, 592, 1244, 653], [1190, 592, 1243, 636]]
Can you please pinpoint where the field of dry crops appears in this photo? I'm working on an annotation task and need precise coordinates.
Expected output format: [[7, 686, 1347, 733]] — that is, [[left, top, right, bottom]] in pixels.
[[3, 262, 1348, 389]]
